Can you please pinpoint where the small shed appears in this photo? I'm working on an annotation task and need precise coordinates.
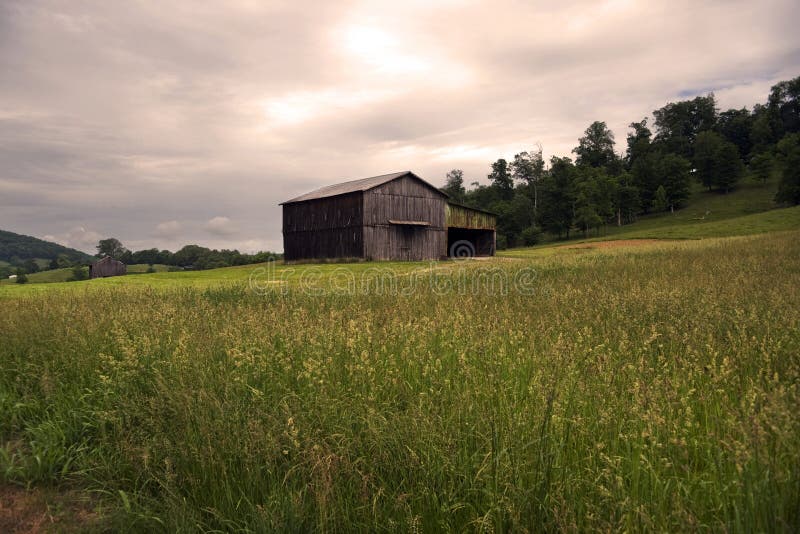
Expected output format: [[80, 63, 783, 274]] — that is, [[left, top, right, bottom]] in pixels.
[[89, 256, 126, 279]]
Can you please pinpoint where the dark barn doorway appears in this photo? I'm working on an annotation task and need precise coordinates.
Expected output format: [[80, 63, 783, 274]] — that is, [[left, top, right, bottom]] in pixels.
[[447, 227, 495, 257]]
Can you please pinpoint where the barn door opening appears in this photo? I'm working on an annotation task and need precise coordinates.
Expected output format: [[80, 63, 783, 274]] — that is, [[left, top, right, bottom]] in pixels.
[[447, 227, 495, 257]]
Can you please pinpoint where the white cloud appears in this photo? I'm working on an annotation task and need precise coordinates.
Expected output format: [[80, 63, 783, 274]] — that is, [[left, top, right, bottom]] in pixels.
[[153, 220, 182, 239], [203, 216, 238, 237], [41, 226, 103, 253]]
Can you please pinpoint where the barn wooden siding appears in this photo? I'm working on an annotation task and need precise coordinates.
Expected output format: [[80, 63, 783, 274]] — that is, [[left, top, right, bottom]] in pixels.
[[446, 203, 497, 230], [282, 172, 500, 261], [89, 257, 126, 278], [363, 175, 446, 261], [282, 192, 363, 260]]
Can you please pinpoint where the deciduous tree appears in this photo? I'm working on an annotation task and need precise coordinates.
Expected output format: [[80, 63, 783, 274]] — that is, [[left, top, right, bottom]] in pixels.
[[441, 169, 466, 202], [511, 145, 546, 214], [539, 157, 577, 238], [653, 94, 717, 157], [625, 119, 652, 169], [488, 159, 514, 200], [775, 133, 800, 205], [749, 152, 774, 185], [657, 153, 692, 210], [96, 238, 127, 259], [574, 121, 617, 169]]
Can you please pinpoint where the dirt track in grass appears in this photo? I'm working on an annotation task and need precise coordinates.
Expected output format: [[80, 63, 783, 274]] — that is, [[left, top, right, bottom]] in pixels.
[[0, 484, 102, 533]]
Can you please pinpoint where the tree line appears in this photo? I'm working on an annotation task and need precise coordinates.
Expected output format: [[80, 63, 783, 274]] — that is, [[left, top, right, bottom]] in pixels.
[[3, 239, 283, 283], [441, 76, 800, 247], [95, 238, 282, 270]]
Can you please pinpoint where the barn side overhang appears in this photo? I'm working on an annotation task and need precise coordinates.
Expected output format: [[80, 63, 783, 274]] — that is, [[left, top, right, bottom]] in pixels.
[[445, 203, 497, 257]]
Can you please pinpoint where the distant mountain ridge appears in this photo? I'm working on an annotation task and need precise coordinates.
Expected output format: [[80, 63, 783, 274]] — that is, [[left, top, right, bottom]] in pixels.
[[0, 229, 92, 263]]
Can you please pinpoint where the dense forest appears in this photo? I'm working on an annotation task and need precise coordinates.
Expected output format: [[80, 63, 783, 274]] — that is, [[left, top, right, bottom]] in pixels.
[[442, 75, 800, 248]]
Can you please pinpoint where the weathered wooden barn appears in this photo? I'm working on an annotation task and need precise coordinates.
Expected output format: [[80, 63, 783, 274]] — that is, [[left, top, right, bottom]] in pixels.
[[281, 171, 496, 261], [89, 256, 126, 278]]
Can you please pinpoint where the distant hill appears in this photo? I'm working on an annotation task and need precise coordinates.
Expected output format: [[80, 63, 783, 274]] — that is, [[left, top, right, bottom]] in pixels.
[[0, 229, 92, 264]]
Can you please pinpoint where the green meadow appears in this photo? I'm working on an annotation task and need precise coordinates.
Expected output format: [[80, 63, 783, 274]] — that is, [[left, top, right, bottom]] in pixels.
[[2, 224, 799, 531]]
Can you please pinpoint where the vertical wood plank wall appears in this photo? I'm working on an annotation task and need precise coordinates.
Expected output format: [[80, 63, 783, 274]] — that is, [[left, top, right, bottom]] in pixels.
[[89, 258, 127, 278], [282, 192, 364, 260], [362, 175, 446, 260]]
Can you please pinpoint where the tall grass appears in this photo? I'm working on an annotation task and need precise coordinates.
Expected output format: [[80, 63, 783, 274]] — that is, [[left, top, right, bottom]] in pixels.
[[1, 233, 798, 532]]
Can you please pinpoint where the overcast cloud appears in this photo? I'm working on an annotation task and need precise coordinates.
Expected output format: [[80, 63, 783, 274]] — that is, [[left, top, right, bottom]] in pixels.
[[1, 0, 798, 253]]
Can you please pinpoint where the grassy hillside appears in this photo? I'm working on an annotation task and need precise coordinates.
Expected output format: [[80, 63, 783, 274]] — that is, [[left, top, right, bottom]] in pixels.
[[528, 174, 780, 245], [0, 264, 173, 286], [610, 175, 781, 234], [1, 232, 798, 531], [609, 205, 800, 240], [499, 206, 800, 260], [0, 267, 77, 284], [0, 229, 91, 264], [126, 263, 172, 274]]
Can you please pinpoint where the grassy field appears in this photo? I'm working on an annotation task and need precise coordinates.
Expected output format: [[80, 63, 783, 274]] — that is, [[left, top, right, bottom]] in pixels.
[[1, 230, 798, 532], [0, 261, 441, 300]]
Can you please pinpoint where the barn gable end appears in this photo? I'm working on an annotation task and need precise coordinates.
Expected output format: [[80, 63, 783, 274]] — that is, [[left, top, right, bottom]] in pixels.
[[362, 174, 447, 261]]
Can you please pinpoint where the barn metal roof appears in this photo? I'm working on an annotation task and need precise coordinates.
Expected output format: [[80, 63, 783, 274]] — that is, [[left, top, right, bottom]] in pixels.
[[281, 171, 447, 204]]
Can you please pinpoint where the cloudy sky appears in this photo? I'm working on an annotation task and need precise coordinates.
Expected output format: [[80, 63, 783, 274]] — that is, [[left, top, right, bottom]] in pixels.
[[1, 0, 798, 253]]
